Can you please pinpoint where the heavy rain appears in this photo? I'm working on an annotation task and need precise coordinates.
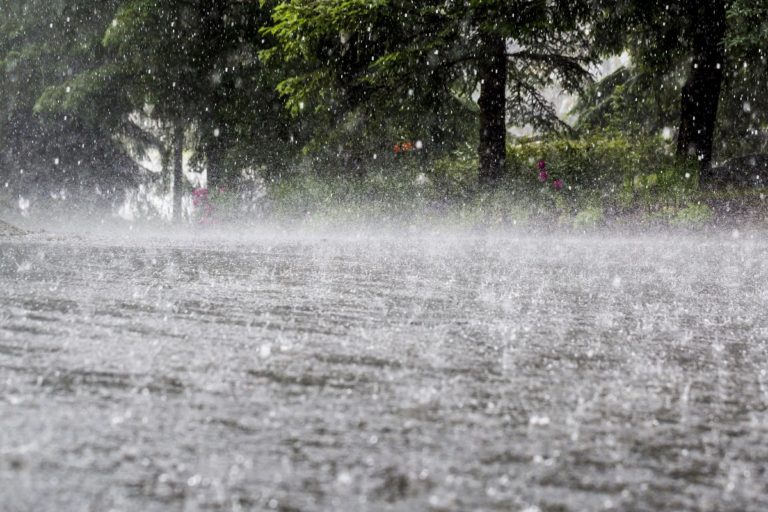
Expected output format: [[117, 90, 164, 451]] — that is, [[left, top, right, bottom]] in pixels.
[[2, 1, 768, 511]]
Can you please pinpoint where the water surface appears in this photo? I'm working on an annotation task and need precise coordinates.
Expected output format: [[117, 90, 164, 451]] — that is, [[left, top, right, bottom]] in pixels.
[[1, 229, 767, 511]]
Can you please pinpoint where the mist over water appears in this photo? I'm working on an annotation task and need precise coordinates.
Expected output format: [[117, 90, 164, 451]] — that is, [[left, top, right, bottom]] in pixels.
[[2, 222, 767, 511]]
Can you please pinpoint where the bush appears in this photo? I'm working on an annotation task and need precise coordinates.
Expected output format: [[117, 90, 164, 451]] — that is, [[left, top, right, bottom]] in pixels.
[[427, 144, 479, 200], [572, 205, 605, 229], [505, 132, 698, 212], [671, 203, 713, 225], [258, 132, 715, 226]]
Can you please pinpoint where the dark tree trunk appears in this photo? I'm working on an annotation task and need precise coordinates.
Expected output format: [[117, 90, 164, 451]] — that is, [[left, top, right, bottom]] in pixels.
[[198, 0, 228, 191], [676, 0, 727, 184], [204, 132, 226, 191], [477, 32, 507, 187], [172, 123, 184, 223]]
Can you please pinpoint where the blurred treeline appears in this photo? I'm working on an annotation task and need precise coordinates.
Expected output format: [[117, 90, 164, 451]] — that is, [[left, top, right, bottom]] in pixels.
[[1, 0, 766, 218]]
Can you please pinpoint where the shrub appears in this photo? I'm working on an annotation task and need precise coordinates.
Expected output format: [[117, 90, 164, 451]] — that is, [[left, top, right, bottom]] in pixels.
[[259, 132, 706, 225], [505, 132, 698, 212], [671, 203, 713, 225]]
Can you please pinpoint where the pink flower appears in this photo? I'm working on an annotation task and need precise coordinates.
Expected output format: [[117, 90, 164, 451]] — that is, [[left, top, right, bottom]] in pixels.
[[193, 188, 209, 198], [537, 160, 547, 170], [538, 170, 549, 182], [552, 179, 564, 191]]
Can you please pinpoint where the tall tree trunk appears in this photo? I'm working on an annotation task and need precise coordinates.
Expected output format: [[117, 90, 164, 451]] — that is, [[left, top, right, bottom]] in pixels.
[[198, 0, 227, 191], [676, 0, 727, 184], [204, 132, 225, 190], [477, 32, 507, 187], [172, 123, 184, 223]]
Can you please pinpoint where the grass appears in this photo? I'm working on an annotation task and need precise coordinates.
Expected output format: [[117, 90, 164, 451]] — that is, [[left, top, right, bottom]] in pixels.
[[244, 166, 768, 231], [4, 133, 767, 230]]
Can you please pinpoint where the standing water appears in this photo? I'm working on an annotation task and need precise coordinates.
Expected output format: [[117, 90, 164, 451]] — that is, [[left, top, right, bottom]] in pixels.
[[1, 228, 767, 511]]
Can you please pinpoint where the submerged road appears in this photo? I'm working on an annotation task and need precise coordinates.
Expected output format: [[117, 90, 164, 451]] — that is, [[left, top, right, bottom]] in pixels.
[[1, 230, 767, 511]]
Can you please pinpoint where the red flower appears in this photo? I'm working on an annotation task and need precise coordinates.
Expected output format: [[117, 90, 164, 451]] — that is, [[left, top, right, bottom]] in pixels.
[[537, 160, 547, 170], [552, 179, 564, 191], [394, 141, 415, 154], [538, 170, 549, 182]]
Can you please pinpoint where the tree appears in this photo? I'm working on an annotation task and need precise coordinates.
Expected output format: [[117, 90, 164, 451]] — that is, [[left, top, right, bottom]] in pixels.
[[572, 66, 683, 137], [265, 0, 594, 186], [0, 0, 138, 209], [720, 0, 768, 159], [675, 1, 728, 177], [35, 0, 300, 221], [99, 0, 300, 190], [580, 0, 768, 184]]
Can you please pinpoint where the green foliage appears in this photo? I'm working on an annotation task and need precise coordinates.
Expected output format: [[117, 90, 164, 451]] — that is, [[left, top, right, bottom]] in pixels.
[[591, 2, 689, 67], [259, 132, 720, 227], [572, 67, 683, 136], [37, 0, 301, 189], [265, 0, 595, 179], [717, 1, 768, 159], [671, 202, 713, 225], [2, 0, 768, 221], [581, 1, 768, 162], [0, 0, 137, 203], [429, 146, 480, 200], [505, 133, 699, 215], [727, 0, 768, 49], [572, 205, 605, 229], [34, 64, 131, 128]]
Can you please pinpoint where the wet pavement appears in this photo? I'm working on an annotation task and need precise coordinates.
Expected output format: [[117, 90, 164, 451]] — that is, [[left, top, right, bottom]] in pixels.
[[1, 229, 767, 511]]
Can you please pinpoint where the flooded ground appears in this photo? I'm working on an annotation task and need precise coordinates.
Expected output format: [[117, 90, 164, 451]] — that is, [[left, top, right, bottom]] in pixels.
[[1, 228, 768, 511]]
